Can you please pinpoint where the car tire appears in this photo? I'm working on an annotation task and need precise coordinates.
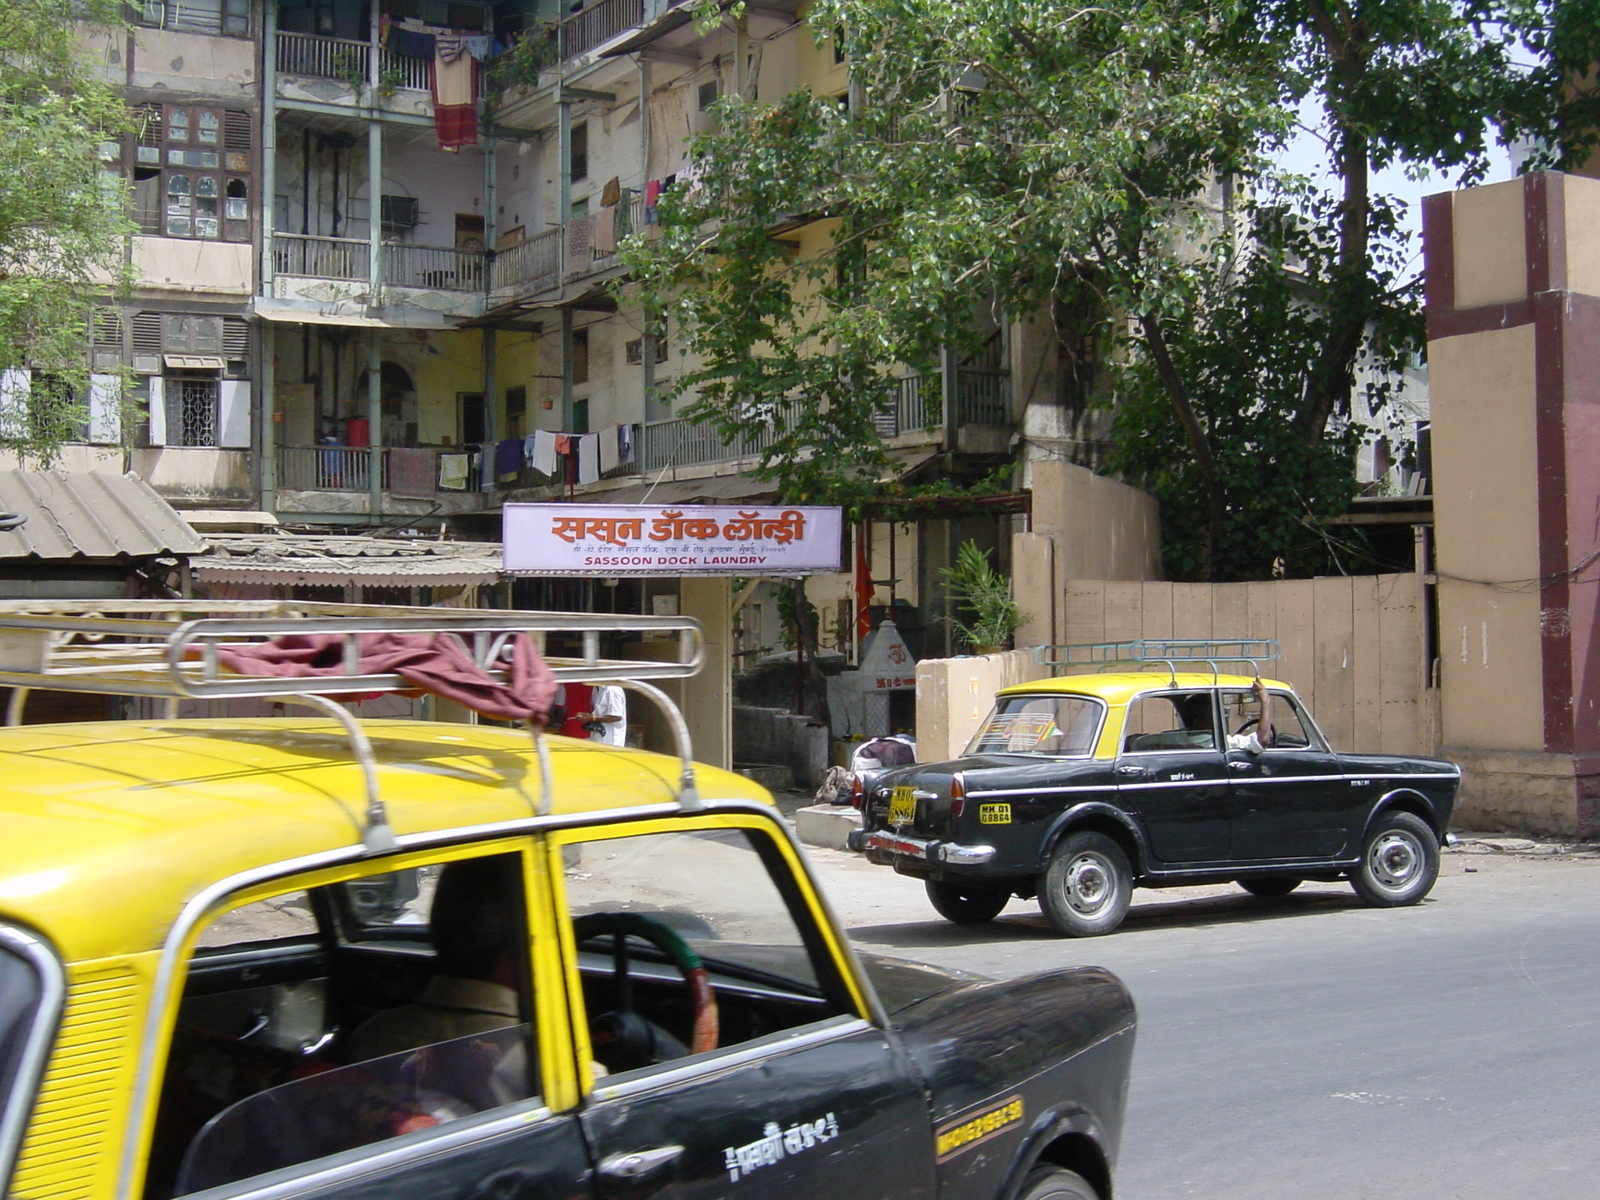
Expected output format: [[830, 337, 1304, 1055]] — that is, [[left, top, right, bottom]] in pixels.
[[925, 879, 1010, 924], [1349, 811, 1439, 907], [1016, 1165, 1100, 1200], [1038, 831, 1132, 937], [1238, 876, 1301, 897]]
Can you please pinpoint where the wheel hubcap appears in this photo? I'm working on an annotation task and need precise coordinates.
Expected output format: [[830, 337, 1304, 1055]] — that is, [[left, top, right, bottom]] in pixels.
[[1065, 853, 1113, 914], [1369, 831, 1421, 890]]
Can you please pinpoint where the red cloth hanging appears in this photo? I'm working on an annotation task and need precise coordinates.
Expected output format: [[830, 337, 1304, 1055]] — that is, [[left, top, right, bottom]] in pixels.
[[854, 522, 873, 642]]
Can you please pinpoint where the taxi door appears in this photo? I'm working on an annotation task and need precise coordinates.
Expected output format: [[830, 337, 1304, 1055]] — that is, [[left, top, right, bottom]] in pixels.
[[1114, 690, 1232, 863], [547, 816, 935, 1200]]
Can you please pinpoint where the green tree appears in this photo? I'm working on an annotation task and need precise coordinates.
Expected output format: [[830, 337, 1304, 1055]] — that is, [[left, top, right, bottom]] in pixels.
[[0, 0, 132, 462], [627, 0, 1599, 579]]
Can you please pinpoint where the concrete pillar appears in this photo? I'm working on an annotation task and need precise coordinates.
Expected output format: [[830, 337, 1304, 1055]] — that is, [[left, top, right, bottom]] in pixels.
[[679, 576, 733, 770], [1425, 171, 1600, 836]]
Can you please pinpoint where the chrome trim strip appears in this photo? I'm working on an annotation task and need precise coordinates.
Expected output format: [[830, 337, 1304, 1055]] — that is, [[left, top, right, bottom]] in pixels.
[[120, 795, 783, 1199], [968, 771, 1459, 801], [967, 784, 1109, 799], [0, 924, 66, 1191], [186, 1102, 557, 1200], [591, 1016, 872, 1103]]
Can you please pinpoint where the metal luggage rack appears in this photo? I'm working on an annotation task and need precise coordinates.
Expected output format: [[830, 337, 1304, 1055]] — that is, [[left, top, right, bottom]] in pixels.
[[1033, 638, 1281, 683], [0, 600, 709, 852]]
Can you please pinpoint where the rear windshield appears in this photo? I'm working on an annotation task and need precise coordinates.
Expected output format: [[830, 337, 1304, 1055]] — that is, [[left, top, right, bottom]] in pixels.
[[964, 695, 1104, 756]]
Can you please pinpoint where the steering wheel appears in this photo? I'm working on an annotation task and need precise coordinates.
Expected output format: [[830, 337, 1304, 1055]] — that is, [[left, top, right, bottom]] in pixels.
[[1234, 717, 1259, 735], [573, 912, 719, 1073]]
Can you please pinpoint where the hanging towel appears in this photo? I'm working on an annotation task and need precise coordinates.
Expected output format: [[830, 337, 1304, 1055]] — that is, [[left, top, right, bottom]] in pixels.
[[436, 33, 470, 62], [598, 425, 620, 475], [495, 437, 522, 480], [522, 433, 538, 466], [464, 34, 493, 59], [644, 179, 663, 225], [532, 429, 559, 475], [600, 176, 621, 207], [618, 423, 633, 460], [577, 433, 600, 484], [431, 45, 478, 150], [388, 27, 435, 58], [554, 432, 572, 455], [591, 205, 616, 255], [438, 453, 470, 490]]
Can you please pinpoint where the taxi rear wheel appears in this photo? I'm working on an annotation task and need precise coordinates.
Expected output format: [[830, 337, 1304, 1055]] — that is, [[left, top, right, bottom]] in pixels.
[[1038, 832, 1132, 937], [1017, 1165, 1100, 1200], [925, 879, 1010, 924]]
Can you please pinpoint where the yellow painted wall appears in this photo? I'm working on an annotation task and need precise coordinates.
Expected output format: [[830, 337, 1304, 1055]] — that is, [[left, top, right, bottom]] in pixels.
[[1450, 180, 1527, 309], [1430, 323, 1544, 751], [412, 329, 486, 445]]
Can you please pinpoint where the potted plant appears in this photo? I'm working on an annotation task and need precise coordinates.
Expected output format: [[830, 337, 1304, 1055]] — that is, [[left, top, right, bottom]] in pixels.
[[941, 540, 1024, 654]]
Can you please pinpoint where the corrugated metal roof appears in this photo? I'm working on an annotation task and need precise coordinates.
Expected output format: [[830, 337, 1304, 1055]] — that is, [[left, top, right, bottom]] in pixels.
[[0, 471, 209, 561], [189, 534, 502, 587]]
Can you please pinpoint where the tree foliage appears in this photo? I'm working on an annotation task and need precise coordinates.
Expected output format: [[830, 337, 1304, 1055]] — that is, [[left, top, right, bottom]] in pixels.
[[0, 0, 132, 461], [625, 0, 1599, 578]]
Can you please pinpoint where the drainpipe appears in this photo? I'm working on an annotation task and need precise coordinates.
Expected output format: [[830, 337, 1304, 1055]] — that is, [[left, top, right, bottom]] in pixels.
[[260, 0, 279, 514], [483, 327, 497, 447], [639, 58, 655, 419], [561, 308, 574, 434], [482, 137, 498, 452], [557, 84, 571, 276], [366, 105, 382, 304], [366, 1, 384, 521]]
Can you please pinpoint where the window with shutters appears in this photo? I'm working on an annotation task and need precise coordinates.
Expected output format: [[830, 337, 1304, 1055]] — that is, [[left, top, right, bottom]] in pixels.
[[164, 315, 224, 356], [136, 0, 251, 38], [125, 103, 252, 241]]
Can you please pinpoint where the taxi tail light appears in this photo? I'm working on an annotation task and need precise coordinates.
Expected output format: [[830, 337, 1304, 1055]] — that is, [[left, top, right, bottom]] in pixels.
[[848, 774, 864, 809], [949, 774, 966, 817]]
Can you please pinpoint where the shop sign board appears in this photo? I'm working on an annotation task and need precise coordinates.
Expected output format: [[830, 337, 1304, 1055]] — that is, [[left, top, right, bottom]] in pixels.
[[503, 503, 844, 576]]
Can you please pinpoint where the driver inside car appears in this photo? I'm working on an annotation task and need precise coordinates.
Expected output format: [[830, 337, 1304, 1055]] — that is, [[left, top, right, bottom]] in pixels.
[[344, 856, 523, 1062]]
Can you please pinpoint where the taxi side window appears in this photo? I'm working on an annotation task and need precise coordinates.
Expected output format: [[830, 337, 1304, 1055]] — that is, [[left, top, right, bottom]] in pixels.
[[146, 851, 540, 1200], [1220, 690, 1319, 750], [1122, 692, 1217, 753], [560, 826, 855, 1079]]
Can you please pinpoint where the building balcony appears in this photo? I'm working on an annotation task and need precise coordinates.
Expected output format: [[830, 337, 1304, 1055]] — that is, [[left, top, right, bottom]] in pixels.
[[275, 31, 432, 105], [488, 195, 644, 305], [272, 234, 486, 292]]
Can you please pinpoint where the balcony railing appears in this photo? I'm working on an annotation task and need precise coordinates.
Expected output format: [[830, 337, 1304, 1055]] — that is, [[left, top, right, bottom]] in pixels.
[[874, 374, 935, 437], [276, 32, 430, 92], [277, 31, 370, 82], [639, 402, 802, 472], [955, 367, 1010, 425], [558, 0, 644, 60], [274, 234, 370, 282], [279, 446, 385, 492], [382, 244, 487, 291], [490, 226, 562, 292]]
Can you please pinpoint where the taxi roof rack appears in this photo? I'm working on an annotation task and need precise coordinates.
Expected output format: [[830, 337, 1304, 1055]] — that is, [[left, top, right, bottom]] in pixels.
[[1033, 638, 1280, 684], [0, 600, 707, 851]]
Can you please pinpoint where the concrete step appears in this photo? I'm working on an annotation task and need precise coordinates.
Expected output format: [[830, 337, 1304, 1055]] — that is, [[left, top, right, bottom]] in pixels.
[[794, 803, 863, 850]]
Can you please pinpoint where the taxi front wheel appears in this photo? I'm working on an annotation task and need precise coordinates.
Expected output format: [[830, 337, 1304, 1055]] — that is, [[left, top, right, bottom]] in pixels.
[[1038, 832, 1132, 937], [1350, 811, 1439, 907]]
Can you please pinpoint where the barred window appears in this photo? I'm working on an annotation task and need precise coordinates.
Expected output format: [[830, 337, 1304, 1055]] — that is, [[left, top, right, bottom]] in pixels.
[[137, 0, 251, 38]]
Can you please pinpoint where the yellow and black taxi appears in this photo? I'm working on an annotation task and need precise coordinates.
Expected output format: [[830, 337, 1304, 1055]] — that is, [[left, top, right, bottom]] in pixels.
[[851, 641, 1461, 936], [0, 603, 1134, 1200]]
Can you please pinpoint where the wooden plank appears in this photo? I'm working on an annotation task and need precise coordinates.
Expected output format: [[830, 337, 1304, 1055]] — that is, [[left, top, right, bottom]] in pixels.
[[1139, 581, 1174, 641], [1350, 576, 1383, 751], [1062, 580, 1107, 645], [1246, 581, 1279, 651], [1211, 583, 1250, 640], [1272, 579, 1317, 728], [1101, 581, 1144, 643], [1170, 583, 1214, 641], [1311, 576, 1356, 752], [1378, 573, 1425, 753]]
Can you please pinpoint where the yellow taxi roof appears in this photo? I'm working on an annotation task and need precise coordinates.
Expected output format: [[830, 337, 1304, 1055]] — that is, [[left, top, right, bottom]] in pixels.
[[0, 718, 769, 964], [997, 671, 1292, 706]]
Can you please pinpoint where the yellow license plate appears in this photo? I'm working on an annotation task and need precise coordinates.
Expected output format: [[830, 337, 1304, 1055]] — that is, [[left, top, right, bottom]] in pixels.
[[887, 787, 916, 825]]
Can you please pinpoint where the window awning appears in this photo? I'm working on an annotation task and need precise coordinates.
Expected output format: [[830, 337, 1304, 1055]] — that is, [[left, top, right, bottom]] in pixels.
[[164, 355, 227, 369]]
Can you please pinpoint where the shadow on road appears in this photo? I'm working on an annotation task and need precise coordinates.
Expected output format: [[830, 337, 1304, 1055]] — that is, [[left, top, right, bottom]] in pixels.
[[846, 887, 1368, 948]]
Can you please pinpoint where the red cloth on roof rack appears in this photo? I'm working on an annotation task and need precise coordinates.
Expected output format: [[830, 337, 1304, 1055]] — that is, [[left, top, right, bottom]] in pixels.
[[217, 631, 557, 724]]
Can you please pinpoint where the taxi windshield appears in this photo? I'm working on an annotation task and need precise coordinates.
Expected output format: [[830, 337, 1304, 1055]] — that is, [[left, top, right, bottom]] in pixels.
[[964, 695, 1103, 756]]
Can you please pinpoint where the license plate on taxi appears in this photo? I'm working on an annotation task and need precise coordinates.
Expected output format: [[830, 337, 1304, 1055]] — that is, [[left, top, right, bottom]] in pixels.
[[887, 786, 917, 825]]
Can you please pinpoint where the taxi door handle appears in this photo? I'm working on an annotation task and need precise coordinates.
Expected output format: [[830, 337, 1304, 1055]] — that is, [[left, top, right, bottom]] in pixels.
[[599, 1145, 684, 1179], [1228, 760, 1256, 771], [1116, 764, 1149, 777]]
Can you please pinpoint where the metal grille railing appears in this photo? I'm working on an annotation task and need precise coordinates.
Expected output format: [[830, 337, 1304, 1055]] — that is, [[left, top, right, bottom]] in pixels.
[[638, 402, 802, 472], [276, 31, 370, 82], [874, 374, 934, 436], [955, 367, 1010, 425], [274, 234, 370, 281], [278, 446, 386, 492], [557, 0, 644, 60], [175, 380, 218, 447], [382, 244, 487, 291]]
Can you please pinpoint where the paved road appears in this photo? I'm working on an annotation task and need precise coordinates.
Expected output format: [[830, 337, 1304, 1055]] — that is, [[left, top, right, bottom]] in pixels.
[[802, 844, 1600, 1200]]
